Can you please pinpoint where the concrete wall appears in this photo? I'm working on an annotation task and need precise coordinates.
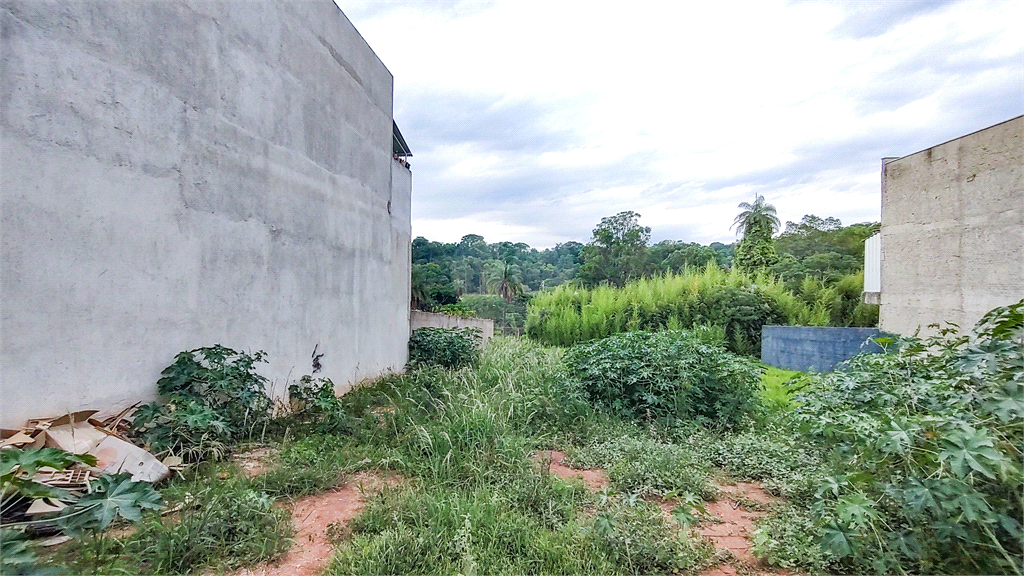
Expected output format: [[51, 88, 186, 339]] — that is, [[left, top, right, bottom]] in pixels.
[[880, 116, 1023, 337], [410, 311, 494, 345], [762, 326, 885, 373], [0, 1, 412, 427]]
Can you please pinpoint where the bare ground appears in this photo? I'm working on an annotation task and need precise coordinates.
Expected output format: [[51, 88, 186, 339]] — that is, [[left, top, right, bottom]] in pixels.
[[234, 471, 399, 576], [533, 450, 610, 491]]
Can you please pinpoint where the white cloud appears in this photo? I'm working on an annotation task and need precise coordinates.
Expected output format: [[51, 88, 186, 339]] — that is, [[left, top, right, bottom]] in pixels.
[[339, 0, 1023, 247]]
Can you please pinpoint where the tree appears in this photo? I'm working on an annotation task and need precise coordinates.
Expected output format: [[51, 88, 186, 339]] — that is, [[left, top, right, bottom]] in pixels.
[[732, 195, 780, 271], [484, 260, 524, 303], [578, 211, 651, 287], [731, 194, 781, 238]]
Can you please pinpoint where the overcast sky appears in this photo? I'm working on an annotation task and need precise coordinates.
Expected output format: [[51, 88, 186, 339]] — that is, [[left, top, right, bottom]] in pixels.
[[338, 0, 1022, 248]]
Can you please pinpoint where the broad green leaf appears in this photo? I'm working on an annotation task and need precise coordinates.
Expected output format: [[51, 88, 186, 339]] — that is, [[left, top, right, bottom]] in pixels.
[[938, 428, 1004, 479], [821, 521, 856, 558]]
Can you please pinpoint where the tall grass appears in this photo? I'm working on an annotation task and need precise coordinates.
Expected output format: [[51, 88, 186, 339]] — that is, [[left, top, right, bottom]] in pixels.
[[527, 264, 818, 351], [526, 264, 877, 352], [326, 338, 714, 574]]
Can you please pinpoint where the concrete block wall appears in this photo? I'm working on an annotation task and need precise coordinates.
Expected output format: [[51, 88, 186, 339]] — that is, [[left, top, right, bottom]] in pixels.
[[880, 116, 1023, 337], [0, 1, 412, 427], [762, 326, 885, 373]]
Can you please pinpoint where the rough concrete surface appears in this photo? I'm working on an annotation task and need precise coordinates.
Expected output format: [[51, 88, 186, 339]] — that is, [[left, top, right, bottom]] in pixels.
[[0, 1, 411, 427], [761, 325, 884, 373], [880, 116, 1023, 337], [410, 310, 495, 343]]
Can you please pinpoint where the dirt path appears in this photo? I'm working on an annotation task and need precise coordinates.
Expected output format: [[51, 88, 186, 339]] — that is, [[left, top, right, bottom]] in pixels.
[[696, 482, 783, 576], [533, 450, 609, 491], [235, 471, 396, 576]]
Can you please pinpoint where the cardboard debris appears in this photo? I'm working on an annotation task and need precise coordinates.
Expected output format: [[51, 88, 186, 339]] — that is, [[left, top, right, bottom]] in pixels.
[[90, 435, 169, 483], [45, 421, 110, 454], [32, 468, 93, 489], [0, 430, 44, 449], [39, 535, 74, 547], [26, 497, 67, 516], [3, 407, 169, 484]]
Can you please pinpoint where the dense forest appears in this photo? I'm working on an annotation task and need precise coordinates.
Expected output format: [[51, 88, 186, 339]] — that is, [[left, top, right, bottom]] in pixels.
[[411, 208, 879, 333]]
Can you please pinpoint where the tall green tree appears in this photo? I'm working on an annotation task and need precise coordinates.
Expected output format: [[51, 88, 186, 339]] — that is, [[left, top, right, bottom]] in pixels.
[[578, 211, 651, 288], [731, 195, 780, 271], [731, 194, 781, 238]]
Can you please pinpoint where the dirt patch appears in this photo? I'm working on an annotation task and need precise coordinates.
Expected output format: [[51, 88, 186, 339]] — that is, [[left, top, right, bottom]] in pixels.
[[533, 450, 609, 491], [233, 446, 277, 478], [235, 471, 399, 576], [697, 481, 785, 576]]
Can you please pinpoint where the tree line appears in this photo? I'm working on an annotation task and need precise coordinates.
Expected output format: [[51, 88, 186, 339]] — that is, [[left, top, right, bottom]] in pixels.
[[411, 197, 879, 329]]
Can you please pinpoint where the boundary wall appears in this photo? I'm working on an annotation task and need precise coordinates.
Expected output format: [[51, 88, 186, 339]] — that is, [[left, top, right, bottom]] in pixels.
[[761, 326, 885, 373], [1, 1, 411, 427]]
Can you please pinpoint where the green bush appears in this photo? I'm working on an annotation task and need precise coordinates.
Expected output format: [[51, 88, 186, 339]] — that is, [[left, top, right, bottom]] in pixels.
[[130, 345, 272, 461], [791, 300, 1024, 574], [284, 375, 348, 434], [562, 330, 762, 428], [407, 327, 481, 369], [526, 264, 816, 356]]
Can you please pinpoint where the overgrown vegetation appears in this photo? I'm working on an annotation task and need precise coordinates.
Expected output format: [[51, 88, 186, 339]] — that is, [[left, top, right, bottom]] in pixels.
[[563, 330, 761, 427], [13, 300, 1020, 576], [407, 326, 481, 369], [130, 345, 273, 462], [788, 301, 1023, 575]]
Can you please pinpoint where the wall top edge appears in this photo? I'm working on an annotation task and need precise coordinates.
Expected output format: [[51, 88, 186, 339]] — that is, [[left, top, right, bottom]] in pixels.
[[885, 115, 1023, 165]]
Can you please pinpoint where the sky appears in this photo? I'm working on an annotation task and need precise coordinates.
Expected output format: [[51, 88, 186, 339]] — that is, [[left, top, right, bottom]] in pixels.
[[338, 0, 1023, 248]]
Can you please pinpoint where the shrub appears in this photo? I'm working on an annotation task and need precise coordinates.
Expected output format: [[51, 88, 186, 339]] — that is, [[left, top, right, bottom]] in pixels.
[[526, 264, 813, 356], [284, 375, 347, 434], [130, 345, 272, 461], [407, 327, 481, 369], [562, 330, 762, 428], [791, 300, 1024, 575]]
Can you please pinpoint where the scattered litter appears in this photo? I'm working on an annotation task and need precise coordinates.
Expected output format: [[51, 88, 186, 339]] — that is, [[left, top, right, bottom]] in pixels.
[[90, 435, 169, 483], [32, 468, 93, 489], [26, 497, 67, 515], [2, 407, 169, 484], [46, 420, 109, 454], [38, 535, 73, 547], [0, 430, 43, 449]]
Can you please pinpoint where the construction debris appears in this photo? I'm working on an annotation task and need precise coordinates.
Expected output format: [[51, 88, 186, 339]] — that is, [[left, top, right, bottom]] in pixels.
[[1, 406, 169, 509]]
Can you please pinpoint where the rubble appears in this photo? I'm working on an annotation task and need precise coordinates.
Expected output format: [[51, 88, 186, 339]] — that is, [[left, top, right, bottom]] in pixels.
[[1, 406, 169, 519]]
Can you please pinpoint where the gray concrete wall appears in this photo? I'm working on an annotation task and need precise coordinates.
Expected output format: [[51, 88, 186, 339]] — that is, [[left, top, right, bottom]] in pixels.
[[762, 326, 885, 373], [880, 116, 1023, 337], [0, 1, 412, 427], [410, 311, 495, 345]]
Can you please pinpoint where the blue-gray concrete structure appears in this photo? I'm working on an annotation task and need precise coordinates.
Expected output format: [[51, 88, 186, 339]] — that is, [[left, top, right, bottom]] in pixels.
[[761, 326, 885, 373]]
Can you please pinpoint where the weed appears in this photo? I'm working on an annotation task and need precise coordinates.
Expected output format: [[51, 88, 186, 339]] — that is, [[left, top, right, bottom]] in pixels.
[[570, 436, 715, 500], [131, 345, 273, 461], [407, 327, 481, 369], [752, 504, 836, 573], [59, 474, 291, 575], [563, 330, 762, 428]]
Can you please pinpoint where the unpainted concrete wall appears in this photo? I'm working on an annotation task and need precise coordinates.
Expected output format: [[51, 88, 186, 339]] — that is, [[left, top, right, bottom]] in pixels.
[[410, 311, 495, 345], [0, 1, 412, 427], [880, 116, 1023, 337], [761, 326, 885, 373]]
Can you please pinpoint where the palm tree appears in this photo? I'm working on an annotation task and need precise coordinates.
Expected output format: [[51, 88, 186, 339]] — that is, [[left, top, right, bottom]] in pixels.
[[484, 261, 524, 304], [731, 194, 781, 238]]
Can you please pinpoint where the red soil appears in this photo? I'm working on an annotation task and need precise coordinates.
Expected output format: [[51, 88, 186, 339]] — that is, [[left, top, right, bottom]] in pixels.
[[698, 482, 785, 576], [235, 471, 397, 576], [533, 450, 609, 491]]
